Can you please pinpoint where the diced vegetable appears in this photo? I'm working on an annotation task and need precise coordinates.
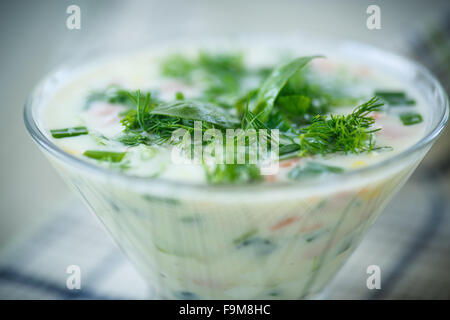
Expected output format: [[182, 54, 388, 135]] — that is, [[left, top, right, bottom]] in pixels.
[[279, 158, 300, 168], [270, 216, 301, 231]]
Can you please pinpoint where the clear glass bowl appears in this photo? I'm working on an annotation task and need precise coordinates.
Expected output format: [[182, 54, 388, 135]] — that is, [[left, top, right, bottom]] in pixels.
[[24, 39, 448, 299]]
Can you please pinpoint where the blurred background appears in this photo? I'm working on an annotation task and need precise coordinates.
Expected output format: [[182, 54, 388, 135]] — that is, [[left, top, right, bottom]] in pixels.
[[0, 0, 449, 299]]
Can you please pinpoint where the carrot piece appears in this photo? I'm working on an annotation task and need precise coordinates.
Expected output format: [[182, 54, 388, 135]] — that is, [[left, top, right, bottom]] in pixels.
[[265, 174, 277, 183], [270, 216, 301, 231], [280, 158, 300, 168]]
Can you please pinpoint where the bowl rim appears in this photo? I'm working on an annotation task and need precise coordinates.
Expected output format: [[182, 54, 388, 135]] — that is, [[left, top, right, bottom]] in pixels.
[[23, 39, 449, 194]]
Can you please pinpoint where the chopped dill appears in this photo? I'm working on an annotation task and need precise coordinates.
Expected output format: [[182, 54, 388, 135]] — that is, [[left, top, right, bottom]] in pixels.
[[297, 97, 384, 156]]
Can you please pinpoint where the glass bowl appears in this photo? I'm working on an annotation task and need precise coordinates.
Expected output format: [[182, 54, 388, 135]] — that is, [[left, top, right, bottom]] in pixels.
[[24, 38, 449, 299]]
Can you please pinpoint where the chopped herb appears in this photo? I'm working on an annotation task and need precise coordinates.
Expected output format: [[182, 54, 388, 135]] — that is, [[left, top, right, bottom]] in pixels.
[[120, 90, 237, 146], [118, 132, 152, 146], [375, 90, 415, 106], [131, 90, 153, 132], [234, 88, 259, 117], [205, 163, 262, 184], [254, 56, 320, 122], [279, 66, 358, 109], [89, 133, 109, 146], [304, 228, 329, 242], [240, 103, 270, 131], [142, 194, 180, 205], [50, 126, 88, 139], [180, 216, 201, 223], [108, 160, 131, 171], [198, 51, 245, 75], [154, 244, 170, 254], [161, 51, 246, 83], [151, 100, 239, 128], [161, 51, 250, 104], [288, 162, 344, 180], [236, 237, 277, 256], [175, 91, 184, 100], [297, 97, 384, 156], [233, 229, 258, 246], [77, 54, 394, 185], [276, 95, 311, 117], [311, 256, 320, 271], [161, 54, 195, 81], [279, 143, 301, 156], [399, 112, 423, 126], [83, 150, 126, 162], [85, 85, 155, 109]]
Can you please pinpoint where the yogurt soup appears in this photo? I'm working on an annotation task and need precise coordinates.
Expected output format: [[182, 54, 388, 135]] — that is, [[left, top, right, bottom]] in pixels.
[[34, 45, 433, 299]]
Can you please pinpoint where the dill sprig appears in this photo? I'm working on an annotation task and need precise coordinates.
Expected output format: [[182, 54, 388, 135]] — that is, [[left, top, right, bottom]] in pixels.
[[297, 97, 384, 156]]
